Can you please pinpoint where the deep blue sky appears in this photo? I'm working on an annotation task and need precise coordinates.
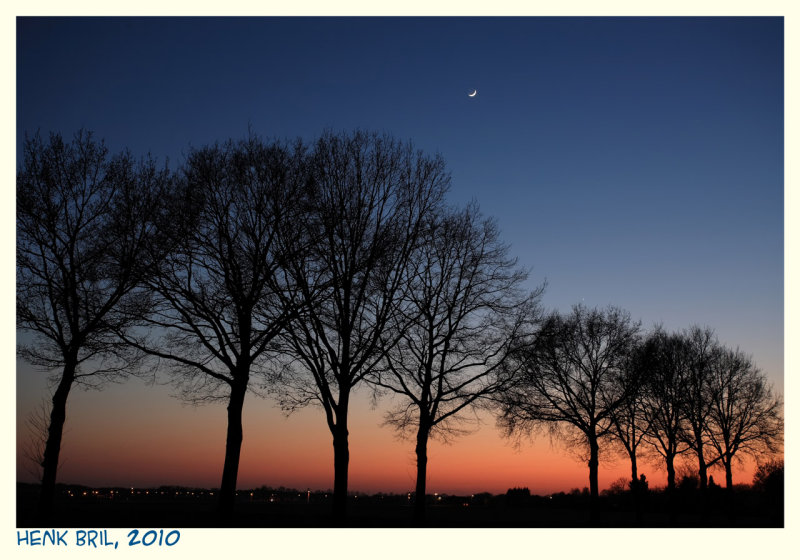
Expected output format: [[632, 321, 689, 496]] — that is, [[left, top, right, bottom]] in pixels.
[[17, 16, 783, 389]]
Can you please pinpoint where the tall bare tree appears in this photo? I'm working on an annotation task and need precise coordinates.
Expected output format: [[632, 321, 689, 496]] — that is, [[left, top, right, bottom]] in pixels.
[[498, 305, 640, 507], [705, 347, 783, 491], [17, 131, 172, 520], [123, 135, 307, 517], [277, 130, 449, 520], [679, 326, 720, 491], [639, 329, 692, 492], [21, 398, 53, 482], [607, 341, 653, 494], [372, 204, 542, 523]]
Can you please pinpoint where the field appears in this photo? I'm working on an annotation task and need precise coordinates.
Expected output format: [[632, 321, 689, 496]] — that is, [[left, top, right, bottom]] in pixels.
[[16, 483, 782, 528]]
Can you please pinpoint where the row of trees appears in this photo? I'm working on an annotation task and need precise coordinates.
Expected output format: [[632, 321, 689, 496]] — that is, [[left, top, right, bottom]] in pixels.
[[17, 129, 782, 525], [498, 309, 784, 513], [17, 129, 535, 523]]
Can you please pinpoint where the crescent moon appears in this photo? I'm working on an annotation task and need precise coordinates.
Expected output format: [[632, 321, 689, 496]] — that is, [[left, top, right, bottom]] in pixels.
[[468, 90, 477, 97]]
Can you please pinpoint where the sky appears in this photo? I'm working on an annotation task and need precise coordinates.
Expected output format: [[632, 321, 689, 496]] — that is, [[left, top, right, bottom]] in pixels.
[[14, 16, 784, 496]]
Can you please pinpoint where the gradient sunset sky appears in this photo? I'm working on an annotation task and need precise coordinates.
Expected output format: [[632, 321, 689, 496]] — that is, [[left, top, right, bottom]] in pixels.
[[15, 16, 783, 495]]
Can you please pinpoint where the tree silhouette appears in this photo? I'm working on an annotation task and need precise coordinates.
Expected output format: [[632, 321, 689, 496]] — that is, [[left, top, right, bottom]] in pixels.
[[122, 135, 307, 518], [705, 347, 783, 491], [752, 459, 783, 491], [21, 398, 52, 482], [276, 130, 448, 520], [639, 329, 691, 493], [17, 130, 172, 520], [678, 326, 719, 491], [607, 340, 653, 497], [372, 204, 541, 523], [499, 304, 640, 509]]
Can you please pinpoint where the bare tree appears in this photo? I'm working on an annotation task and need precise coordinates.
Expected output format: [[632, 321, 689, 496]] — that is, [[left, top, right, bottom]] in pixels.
[[639, 329, 692, 492], [372, 204, 542, 523], [607, 340, 653, 495], [17, 130, 172, 520], [498, 304, 640, 507], [276, 130, 449, 520], [21, 398, 54, 481], [678, 326, 720, 491], [705, 347, 783, 491], [123, 135, 307, 517]]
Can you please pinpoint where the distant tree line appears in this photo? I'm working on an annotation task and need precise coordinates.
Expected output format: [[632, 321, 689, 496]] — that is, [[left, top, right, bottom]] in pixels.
[[17, 129, 783, 525], [497, 309, 783, 518]]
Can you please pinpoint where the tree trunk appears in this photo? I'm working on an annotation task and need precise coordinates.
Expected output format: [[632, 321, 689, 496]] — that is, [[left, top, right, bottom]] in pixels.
[[722, 456, 736, 523], [696, 437, 708, 490], [724, 459, 734, 491], [587, 433, 599, 522], [665, 452, 678, 522], [629, 449, 642, 524], [331, 421, 350, 520], [588, 435, 599, 500], [37, 359, 76, 522], [666, 453, 676, 492], [629, 451, 638, 489], [217, 379, 247, 518], [413, 423, 431, 525]]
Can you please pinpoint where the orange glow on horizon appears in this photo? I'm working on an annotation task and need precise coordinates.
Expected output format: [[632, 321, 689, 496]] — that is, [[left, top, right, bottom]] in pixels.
[[16, 377, 768, 496]]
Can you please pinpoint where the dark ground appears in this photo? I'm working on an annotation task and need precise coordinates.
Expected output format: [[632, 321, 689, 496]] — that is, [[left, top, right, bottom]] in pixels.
[[16, 483, 783, 528]]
